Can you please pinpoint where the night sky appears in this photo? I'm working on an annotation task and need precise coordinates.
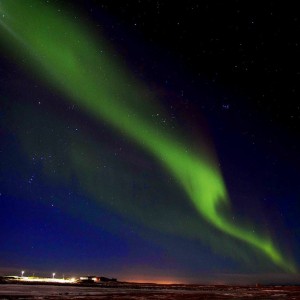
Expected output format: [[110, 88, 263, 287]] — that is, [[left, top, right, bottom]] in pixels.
[[1, 0, 300, 284]]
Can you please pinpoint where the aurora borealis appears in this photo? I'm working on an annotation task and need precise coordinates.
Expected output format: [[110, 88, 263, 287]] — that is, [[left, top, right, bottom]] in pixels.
[[1, 0, 300, 283]]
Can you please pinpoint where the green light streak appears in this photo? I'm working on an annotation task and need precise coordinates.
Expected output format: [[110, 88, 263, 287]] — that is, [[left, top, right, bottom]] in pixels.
[[0, 0, 295, 272]]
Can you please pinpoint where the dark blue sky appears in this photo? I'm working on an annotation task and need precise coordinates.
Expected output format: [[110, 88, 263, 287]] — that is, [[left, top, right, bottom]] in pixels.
[[1, 0, 300, 284]]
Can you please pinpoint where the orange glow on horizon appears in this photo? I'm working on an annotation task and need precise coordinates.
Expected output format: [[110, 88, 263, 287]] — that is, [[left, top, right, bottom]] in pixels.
[[121, 276, 186, 285]]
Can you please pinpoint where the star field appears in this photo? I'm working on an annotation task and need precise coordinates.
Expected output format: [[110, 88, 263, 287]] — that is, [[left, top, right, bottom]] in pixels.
[[0, 0, 300, 284]]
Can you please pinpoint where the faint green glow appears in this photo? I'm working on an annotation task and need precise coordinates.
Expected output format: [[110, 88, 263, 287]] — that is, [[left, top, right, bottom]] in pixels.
[[0, 0, 295, 272]]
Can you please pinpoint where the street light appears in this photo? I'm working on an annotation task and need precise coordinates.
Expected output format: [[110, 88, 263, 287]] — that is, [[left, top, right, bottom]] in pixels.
[[52, 273, 56, 279], [21, 270, 24, 277]]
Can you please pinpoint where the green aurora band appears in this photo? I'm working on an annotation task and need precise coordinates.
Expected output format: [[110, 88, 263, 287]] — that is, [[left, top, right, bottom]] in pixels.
[[0, 0, 295, 272]]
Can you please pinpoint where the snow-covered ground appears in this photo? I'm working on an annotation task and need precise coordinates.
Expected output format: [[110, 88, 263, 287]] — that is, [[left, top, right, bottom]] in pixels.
[[0, 284, 300, 299]]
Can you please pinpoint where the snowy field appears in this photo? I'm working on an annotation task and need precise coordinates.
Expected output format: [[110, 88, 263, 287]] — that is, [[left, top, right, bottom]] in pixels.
[[1, 284, 300, 299]]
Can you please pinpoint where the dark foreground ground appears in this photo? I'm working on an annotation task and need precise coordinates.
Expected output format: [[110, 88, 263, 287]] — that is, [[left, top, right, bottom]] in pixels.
[[1, 283, 300, 299]]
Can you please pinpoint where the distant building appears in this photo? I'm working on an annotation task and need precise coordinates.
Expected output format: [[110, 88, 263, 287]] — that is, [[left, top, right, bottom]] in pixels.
[[79, 276, 99, 283], [79, 276, 117, 283]]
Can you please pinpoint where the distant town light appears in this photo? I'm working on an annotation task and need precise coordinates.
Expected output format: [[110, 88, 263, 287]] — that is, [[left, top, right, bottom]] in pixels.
[[52, 273, 55, 279], [21, 270, 24, 277]]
